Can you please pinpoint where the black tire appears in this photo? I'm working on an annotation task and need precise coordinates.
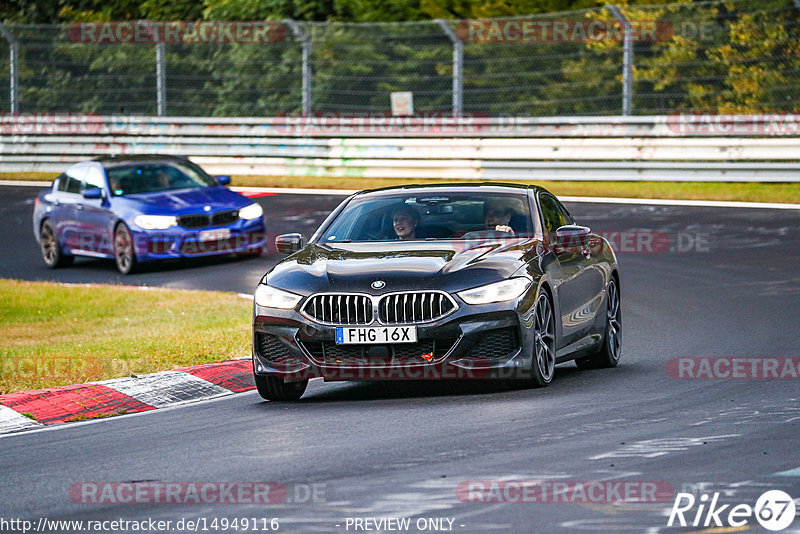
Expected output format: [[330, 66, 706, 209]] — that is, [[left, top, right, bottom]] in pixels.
[[576, 277, 622, 370], [527, 289, 557, 387], [39, 220, 74, 268], [114, 223, 138, 274], [254, 374, 308, 401]]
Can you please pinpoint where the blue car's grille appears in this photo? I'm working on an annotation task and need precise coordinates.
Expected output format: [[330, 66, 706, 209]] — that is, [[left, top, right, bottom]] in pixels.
[[177, 210, 239, 229], [212, 210, 239, 226], [178, 214, 210, 229]]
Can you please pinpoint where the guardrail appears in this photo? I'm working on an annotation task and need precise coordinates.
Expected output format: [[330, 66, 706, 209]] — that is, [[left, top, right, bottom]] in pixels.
[[1, 115, 799, 181]]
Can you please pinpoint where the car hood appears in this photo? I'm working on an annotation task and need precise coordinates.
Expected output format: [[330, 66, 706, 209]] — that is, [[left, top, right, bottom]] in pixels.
[[117, 186, 251, 214], [266, 240, 541, 295]]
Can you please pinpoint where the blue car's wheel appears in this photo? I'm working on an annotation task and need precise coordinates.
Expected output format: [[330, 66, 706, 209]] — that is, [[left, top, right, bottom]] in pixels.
[[40, 220, 74, 268], [114, 223, 138, 275]]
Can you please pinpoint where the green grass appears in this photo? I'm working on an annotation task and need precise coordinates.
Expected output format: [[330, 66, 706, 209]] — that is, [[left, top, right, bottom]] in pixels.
[[0, 280, 252, 394], [5, 172, 799, 203]]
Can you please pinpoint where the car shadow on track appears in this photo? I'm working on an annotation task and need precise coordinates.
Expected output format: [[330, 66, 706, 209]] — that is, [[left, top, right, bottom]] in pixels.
[[68, 250, 273, 276], [270, 365, 605, 403]]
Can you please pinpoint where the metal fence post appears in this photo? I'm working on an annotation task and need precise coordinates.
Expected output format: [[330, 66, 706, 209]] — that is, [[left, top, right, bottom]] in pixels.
[[0, 23, 18, 113], [436, 20, 463, 117], [156, 42, 166, 116], [607, 5, 633, 116], [285, 20, 311, 116]]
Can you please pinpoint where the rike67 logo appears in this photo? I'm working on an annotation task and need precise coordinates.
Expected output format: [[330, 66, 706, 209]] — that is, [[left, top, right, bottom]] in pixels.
[[668, 490, 796, 531]]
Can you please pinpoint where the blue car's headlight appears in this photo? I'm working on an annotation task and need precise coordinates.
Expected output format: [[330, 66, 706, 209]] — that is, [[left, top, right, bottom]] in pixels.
[[254, 284, 302, 309], [458, 277, 531, 305], [134, 215, 178, 230], [239, 203, 264, 220]]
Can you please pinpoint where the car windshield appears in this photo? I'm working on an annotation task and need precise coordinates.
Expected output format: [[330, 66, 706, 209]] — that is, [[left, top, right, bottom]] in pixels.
[[105, 161, 218, 196], [319, 191, 533, 243]]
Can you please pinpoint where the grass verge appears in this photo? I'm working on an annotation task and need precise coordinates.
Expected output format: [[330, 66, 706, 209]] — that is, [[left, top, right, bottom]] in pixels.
[[0, 279, 252, 394], [4, 172, 800, 204]]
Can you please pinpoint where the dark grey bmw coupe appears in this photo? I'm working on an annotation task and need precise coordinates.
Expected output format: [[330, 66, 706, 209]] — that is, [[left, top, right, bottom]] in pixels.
[[252, 184, 621, 400]]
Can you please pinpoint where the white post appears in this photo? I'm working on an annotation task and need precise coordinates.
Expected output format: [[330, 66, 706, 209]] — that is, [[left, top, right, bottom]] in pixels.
[[285, 19, 312, 116], [607, 5, 633, 116], [156, 42, 166, 116], [0, 23, 18, 113]]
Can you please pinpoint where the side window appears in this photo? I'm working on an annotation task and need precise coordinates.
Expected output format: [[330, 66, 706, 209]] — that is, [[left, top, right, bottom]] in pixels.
[[83, 166, 105, 193], [553, 197, 574, 226], [55, 173, 68, 192], [58, 165, 87, 195], [539, 194, 568, 237]]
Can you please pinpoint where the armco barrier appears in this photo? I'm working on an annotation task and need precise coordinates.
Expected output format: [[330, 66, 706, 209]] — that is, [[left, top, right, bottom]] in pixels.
[[1, 115, 799, 181]]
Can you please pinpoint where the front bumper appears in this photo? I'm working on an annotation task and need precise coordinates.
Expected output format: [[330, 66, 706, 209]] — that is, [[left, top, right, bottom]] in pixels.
[[252, 296, 537, 382], [130, 218, 267, 262]]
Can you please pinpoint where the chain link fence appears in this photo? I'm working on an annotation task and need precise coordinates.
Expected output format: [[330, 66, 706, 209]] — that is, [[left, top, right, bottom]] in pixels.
[[0, 0, 798, 117]]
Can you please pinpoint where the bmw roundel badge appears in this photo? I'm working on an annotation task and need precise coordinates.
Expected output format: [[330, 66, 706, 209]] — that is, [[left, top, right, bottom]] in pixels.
[[371, 280, 386, 290]]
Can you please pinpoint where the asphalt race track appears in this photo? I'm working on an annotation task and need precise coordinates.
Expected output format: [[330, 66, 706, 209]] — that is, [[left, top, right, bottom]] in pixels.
[[1, 184, 799, 533]]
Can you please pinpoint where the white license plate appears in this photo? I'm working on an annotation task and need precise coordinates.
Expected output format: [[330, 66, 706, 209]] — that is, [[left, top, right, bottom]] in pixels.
[[199, 228, 231, 242], [335, 326, 417, 345]]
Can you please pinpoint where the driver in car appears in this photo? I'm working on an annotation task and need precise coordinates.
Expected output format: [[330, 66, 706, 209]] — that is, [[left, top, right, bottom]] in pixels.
[[484, 199, 516, 235]]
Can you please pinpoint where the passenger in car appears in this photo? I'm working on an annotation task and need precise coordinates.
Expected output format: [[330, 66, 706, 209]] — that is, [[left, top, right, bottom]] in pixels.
[[392, 205, 419, 240]]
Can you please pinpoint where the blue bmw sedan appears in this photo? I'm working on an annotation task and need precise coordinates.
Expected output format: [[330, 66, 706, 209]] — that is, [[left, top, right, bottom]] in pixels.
[[32, 155, 267, 274]]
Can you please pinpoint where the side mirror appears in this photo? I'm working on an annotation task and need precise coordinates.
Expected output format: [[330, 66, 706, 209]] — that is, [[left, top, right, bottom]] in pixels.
[[216, 175, 231, 186], [82, 188, 103, 200], [554, 225, 591, 250], [555, 225, 591, 238], [275, 233, 304, 255]]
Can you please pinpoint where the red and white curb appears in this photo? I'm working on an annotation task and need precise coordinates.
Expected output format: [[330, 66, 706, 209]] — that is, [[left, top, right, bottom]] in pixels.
[[0, 359, 255, 435]]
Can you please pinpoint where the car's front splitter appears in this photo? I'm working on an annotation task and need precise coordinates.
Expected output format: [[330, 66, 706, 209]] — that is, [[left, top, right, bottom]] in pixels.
[[252, 307, 537, 382]]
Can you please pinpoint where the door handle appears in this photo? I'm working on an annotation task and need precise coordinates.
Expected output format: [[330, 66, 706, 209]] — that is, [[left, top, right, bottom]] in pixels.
[[76, 204, 84, 210]]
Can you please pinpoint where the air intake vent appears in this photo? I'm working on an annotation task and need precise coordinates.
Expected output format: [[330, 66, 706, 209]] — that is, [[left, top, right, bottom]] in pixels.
[[303, 294, 373, 325], [177, 214, 209, 229], [212, 210, 239, 226], [178, 210, 240, 229], [378, 291, 456, 324]]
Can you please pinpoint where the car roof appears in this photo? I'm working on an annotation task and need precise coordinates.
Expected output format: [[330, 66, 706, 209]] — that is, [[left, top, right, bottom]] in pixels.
[[353, 182, 548, 197], [92, 154, 190, 168]]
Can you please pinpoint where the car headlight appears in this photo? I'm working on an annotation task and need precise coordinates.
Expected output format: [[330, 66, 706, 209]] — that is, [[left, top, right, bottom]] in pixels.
[[238, 203, 263, 220], [133, 215, 177, 230], [458, 277, 532, 305], [254, 284, 302, 309]]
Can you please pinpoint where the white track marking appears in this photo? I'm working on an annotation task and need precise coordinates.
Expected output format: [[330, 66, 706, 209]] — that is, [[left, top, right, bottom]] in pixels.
[[0, 405, 43, 433], [96, 371, 230, 408]]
